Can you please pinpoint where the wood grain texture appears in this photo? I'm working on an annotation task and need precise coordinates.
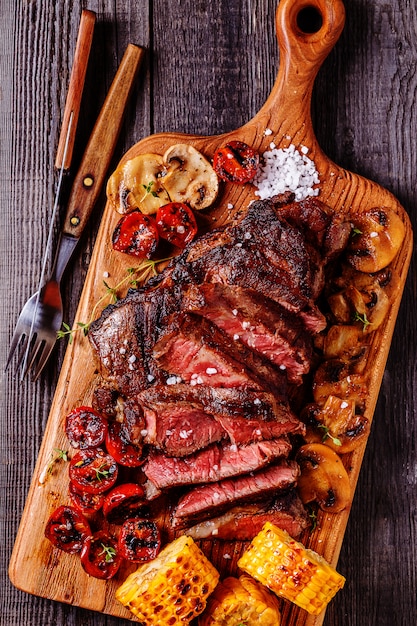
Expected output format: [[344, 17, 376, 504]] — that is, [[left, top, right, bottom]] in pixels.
[[1, 1, 416, 625]]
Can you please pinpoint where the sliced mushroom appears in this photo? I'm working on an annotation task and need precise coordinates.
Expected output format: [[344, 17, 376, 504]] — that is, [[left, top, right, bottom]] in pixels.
[[106, 154, 169, 215], [313, 359, 368, 411], [328, 265, 395, 334], [346, 207, 405, 272], [161, 144, 219, 210], [296, 443, 351, 513], [323, 325, 366, 360], [302, 398, 370, 454]]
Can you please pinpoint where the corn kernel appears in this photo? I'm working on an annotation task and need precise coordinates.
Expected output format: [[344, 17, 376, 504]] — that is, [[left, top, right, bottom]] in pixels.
[[199, 573, 281, 625], [237, 522, 345, 616], [116, 535, 219, 625]]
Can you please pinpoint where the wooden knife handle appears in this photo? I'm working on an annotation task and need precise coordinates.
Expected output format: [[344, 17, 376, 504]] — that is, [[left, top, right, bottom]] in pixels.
[[62, 44, 145, 239], [55, 9, 96, 170]]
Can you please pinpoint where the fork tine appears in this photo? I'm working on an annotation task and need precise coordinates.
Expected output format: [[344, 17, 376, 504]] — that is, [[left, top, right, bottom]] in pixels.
[[31, 342, 54, 382], [20, 336, 44, 381], [5, 329, 27, 372], [4, 327, 24, 371]]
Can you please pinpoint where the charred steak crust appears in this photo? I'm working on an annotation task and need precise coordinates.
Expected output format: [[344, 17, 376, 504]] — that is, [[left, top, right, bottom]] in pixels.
[[87, 194, 348, 536]]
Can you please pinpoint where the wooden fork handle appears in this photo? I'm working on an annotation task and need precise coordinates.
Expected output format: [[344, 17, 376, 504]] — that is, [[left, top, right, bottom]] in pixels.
[[62, 44, 145, 239], [55, 9, 96, 170]]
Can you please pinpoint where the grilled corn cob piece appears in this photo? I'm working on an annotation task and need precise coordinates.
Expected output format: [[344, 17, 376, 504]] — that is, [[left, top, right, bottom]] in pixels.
[[199, 573, 281, 625], [116, 535, 219, 624], [237, 522, 345, 616]]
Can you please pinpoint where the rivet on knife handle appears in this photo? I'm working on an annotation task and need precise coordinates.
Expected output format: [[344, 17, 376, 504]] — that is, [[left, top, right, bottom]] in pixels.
[[63, 44, 145, 239], [55, 9, 96, 171]]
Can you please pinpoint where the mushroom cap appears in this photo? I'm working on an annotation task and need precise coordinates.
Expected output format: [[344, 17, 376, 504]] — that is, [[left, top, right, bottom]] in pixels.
[[162, 143, 219, 210], [106, 153, 169, 215]]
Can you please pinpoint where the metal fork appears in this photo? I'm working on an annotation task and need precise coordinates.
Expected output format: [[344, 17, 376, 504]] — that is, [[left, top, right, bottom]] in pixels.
[[6, 43, 144, 380]]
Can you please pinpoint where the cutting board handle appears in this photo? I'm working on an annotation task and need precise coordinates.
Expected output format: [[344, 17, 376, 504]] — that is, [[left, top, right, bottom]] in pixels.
[[257, 0, 345, 147]]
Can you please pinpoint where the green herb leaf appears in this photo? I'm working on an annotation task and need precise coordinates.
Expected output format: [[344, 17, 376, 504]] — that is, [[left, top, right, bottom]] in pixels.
[[353, 310, 372, 331], [99, 543, 117, 563], [317, 424, 342, 446]]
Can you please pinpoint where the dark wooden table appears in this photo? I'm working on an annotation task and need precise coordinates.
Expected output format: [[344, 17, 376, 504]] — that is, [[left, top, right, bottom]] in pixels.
[[1, 1, 416, 624]]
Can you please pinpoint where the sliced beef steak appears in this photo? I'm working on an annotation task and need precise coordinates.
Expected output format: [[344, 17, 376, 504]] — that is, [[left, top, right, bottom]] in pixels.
[[88, 284, 182, 396], [143, 438, 291, 489], [184, 489, 310, 540], [181, 198, 322, 314], [141, 399, 225, 458], [172, 460, 299, 527], [137, 384, 304, 448], [183, 283, 312, 383], [153, 313, 289, 394]]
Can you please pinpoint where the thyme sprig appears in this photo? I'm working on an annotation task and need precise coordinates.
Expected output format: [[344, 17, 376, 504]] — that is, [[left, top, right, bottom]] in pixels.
[[353, 310, 372, 331], [57, 258, 172, 344], [99, 544, 117, 563], [317, 424, 342, 447], [39, 448, 69, 484], [140, 180, 159, 203]]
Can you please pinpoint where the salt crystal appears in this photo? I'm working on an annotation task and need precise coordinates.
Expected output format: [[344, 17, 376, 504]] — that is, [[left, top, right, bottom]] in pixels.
[[196, 376, 204, 385], [206, 367, 218, 375], [166, 376, 177, 385], [147, 374, 155, 382], [279, 364, 287, 370], [254, 398, 261, 405], [140, 429, 148, 437], [103, 271, 109, 278], [233, 334, 240, 341], [300, 145, 309, 154], [119, 347, 126, 354], [229, 444, 237, 452], [264, 128, 273, 136], [223, 553, 232, 559], [128, 354, 136, 363], [232, 309, 238, 316], [211, 529, 219, 536], [341, 401, 349, 409], [227, 203, 234, 209], [177, 225, 185, 233], [370, 231, 378, 238]]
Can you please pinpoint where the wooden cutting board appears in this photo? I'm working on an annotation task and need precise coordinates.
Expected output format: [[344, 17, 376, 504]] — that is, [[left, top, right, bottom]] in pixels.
[[9, 0, 413, 624]]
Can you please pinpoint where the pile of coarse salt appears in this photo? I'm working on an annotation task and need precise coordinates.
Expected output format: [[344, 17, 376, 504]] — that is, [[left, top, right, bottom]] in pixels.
[[254, 140, 320, 202]]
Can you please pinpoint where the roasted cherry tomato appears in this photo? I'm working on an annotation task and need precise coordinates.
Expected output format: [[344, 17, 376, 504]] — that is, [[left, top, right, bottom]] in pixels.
[[80, 530, 122, 580], [44, 505, 91, 553], [69, 481, 105, 516], [213, 140, 259, 183], [118, 518, 161, 562], [69, 448, 118, 494], [103, 483, 147, 524], [65, 406, 108, 450], [112, 209, 159, 258], [155, 202, 198, 248], [105, 421, 144, 467]]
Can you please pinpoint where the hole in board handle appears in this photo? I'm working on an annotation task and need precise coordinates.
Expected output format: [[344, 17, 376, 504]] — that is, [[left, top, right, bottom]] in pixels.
[[297, 6, 323, 34]]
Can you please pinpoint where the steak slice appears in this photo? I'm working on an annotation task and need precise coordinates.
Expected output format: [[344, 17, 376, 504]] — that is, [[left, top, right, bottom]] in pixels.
[[172, 460, 299, 527], [143, 438, 291, 489], [184, 489, 310, 540], [153, 313, 288, 394], [183, 282, 312, 383], [88, 284, 183, 397], [138, 384, 304, 448], [181, 198, 320, 313], [141, 399, 226, 458]]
